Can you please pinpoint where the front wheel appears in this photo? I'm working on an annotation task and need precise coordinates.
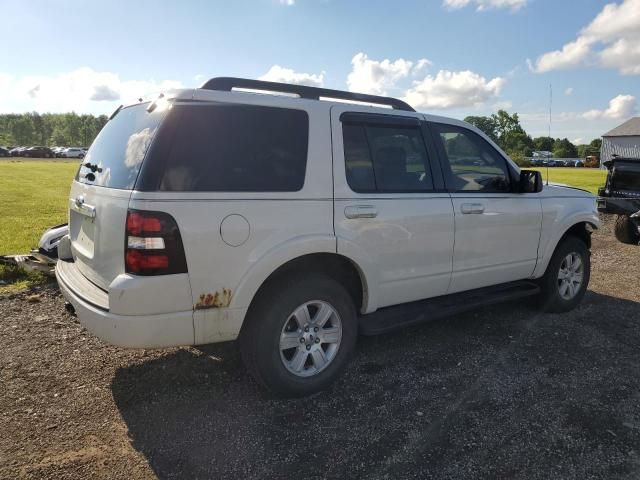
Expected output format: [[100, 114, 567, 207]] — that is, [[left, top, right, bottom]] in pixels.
[[538, 236, 590, 313], [240, 273, 357, 397], [614, 215, 640, 245]]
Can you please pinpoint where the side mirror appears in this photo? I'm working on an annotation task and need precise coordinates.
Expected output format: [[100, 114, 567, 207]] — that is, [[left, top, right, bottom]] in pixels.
[[518, 169, 543, 193]]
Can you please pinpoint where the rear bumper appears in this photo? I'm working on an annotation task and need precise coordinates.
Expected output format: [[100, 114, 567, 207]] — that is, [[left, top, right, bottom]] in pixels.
[[56, 260, 195, 348]]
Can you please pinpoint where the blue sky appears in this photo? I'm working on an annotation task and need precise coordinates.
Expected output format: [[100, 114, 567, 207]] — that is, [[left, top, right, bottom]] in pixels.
[[2, 0, 639, 142]]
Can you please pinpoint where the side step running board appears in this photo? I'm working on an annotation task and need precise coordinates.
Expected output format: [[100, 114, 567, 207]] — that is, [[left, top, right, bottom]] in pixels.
[[359, 280, 540, 336]]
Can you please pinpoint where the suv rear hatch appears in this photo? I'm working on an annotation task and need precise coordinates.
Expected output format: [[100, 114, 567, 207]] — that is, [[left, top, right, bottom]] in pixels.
[[69, 102, 168, 290]]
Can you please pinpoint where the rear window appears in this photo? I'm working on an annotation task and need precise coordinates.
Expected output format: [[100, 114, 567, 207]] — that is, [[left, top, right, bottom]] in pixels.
[[613, 163, 640, 192], [76, 103, 165, 189], [158, 104, 308, 192]]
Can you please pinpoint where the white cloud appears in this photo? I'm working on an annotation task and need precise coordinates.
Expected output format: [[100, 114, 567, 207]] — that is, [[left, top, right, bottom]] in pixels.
[[259, 65, 324, 87], [346, 53, 431, 95], [565, 87, 574, 96], [279, 0, 295, 5], [0, 68, 183, 114], [534, 37, 593, 72], [413, 59, 433, 75], [572, 138, 584, 145], [443, 0, 527, 12], [404, 70, 506, 109], [534, 0, 640, 75], [583, 94, 637, 120]]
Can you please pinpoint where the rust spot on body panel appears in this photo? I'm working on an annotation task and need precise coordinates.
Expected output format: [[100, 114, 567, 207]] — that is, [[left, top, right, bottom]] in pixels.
[[195, 288, 232, 309]]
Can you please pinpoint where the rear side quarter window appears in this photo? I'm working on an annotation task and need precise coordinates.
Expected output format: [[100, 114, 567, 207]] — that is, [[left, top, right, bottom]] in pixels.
[[158, 104, 309, 192]]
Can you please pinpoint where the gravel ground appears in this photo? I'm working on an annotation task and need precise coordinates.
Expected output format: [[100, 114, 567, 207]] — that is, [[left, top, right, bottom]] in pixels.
[[1, 215, 640, 480]]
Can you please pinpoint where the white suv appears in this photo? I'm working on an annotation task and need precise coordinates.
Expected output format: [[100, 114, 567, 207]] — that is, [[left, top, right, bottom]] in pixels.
[[56, 77, 600, 396]]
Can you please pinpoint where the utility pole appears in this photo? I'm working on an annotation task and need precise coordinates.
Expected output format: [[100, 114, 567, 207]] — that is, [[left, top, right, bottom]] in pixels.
[[548, 83, 552, 140]]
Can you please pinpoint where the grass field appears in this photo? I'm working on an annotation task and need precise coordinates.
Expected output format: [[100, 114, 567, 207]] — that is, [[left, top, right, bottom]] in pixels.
[[531, 167, 607, 195], [0, 160, 608, 256], [0, 159, 79, 255]]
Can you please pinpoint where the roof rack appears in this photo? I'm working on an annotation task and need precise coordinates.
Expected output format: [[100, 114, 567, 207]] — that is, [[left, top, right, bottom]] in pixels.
[[200, 77, 415, 112]]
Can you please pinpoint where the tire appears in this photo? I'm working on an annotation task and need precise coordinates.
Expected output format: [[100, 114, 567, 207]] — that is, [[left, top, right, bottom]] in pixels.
[[240, 273, 358, 397], [614, 215, 640, 245], [538, 236, 590, 313]]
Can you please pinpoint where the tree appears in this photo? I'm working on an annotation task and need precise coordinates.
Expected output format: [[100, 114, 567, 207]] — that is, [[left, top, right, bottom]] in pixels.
[[0, 112, 109, 147], [492, 110, 523, 141], [10, 116, 34, 145], [463, 115, 497, 143], [589, 138, 602, 150], [533, 136, 554, 152], [552, 138, 578, 158]]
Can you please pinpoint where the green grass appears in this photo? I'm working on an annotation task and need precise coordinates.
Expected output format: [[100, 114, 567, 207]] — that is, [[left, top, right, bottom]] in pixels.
[[530, 167, 607, 195], [0, 159, 79, 255], [0, 263, 49, 294], [0, 161, 607, 256]]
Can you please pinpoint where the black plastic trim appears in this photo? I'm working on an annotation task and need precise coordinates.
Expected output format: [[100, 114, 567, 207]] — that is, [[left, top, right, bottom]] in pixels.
[[202, 77, 415, 111], [359, 280, 541, 335], [340, 112, 419, 126]]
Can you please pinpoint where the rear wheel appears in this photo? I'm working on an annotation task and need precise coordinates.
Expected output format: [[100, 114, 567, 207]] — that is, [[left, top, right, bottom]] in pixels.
[[614, 215, 640, 245], [240, 273, 357, 397], [538, 236, 590, 313]]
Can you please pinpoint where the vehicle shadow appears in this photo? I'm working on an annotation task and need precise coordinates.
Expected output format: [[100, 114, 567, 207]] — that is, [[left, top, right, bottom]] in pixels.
[[112, 291, 640, 480]]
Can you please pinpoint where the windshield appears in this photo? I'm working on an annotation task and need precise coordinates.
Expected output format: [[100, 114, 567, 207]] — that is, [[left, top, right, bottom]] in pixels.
[[76, 103, 167, 189]]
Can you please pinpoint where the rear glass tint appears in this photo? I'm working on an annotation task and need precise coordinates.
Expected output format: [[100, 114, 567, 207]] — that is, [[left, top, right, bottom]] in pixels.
[[158, 104, 308, 192], [76, 103, 165, 189]]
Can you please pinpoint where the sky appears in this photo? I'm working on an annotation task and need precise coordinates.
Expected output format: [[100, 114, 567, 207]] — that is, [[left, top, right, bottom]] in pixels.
[[2, 0, 640, 143]]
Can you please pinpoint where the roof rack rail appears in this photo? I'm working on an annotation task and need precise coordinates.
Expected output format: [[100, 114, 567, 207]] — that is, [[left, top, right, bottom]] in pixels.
[[200, 77, 415, 112]]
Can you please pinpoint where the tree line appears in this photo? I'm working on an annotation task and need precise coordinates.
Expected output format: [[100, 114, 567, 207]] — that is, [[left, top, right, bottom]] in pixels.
[[0, 112, 108, 148], [0, 109, 602, 163], [464, 110, 602, 166]]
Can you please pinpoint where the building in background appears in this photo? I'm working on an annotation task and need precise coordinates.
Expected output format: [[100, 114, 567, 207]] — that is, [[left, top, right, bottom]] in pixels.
[[601, 117, 640, 164]]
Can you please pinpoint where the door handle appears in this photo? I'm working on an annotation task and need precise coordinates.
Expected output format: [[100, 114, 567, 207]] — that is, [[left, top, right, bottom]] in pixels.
[[460, 203, 485, 214], [70, 196, 96, 218], [344, 205, 378, 219]]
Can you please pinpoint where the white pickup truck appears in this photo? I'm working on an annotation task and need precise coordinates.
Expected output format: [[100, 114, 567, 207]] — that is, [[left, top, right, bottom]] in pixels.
[[56, 78, 600, 396]]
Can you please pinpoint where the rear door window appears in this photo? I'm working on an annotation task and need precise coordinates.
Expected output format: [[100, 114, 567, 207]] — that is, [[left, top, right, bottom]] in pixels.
[[77, 103, 165, 189], [342, 120, 434, 193], [159, 104, 309, 192]]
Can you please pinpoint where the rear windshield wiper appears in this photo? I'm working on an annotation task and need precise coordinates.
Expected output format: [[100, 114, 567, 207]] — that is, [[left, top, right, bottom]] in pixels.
[[82, 162, 102, 181], [83, 162, 102, 173]]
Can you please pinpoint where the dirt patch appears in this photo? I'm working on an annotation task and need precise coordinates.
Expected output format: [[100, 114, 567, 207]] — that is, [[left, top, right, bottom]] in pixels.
[[1, 215, 640, 479]]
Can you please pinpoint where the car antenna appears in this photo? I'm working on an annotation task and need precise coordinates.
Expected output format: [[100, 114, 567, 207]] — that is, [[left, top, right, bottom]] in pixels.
[[546, 83, 552, 186], [546, 160, 550, 186]]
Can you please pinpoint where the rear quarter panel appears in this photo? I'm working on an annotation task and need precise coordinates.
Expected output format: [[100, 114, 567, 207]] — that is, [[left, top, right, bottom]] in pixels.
[[129, 94, 335, 343]]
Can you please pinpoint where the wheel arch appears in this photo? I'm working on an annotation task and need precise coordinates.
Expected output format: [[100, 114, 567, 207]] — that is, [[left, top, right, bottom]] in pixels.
[[239, 253, 369, 332], [534, 219, 597, 278]]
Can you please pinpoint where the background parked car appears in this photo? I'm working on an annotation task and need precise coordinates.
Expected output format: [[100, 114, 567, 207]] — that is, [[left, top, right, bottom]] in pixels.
[[9, 146, 26, 156], [53, 147, 68, 158], [23, 146, 55, 158], [62, 147, 85, 159], [0, 147, 10, 157]]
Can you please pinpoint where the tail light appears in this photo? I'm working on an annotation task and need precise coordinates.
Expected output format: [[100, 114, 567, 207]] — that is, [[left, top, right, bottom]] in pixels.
[[125, 209, 187, 275]]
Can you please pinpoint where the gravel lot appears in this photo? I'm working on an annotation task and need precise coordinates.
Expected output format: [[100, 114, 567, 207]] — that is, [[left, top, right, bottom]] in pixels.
[[1, 215, 640, 479]]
